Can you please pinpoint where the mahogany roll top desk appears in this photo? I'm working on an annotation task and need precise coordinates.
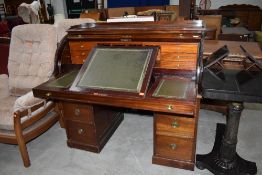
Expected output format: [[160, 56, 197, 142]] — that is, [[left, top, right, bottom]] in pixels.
[[33, 21, 206, 171]]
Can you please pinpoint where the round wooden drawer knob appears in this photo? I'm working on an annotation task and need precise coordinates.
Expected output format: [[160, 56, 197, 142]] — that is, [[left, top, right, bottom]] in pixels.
[[170, 143, 177, 150]]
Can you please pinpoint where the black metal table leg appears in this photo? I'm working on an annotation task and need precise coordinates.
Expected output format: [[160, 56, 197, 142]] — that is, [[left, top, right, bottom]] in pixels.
[[196, 103, 257, 175]]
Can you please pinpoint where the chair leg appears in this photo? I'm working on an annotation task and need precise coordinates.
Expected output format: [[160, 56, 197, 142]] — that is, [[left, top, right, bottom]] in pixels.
[[17, 136, 30, 167], [14, 113, 31, 167]]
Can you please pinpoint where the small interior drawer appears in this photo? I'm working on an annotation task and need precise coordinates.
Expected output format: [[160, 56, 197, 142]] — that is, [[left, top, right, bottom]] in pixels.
[[69, 41, 95, 51], [161, 43, 198, 53]]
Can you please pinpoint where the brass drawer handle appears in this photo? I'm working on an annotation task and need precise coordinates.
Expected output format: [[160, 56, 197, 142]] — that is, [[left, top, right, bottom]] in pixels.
[[171, 121, 180, 128], [80, 45, 84, 48], [74, 108, 80, 116], [46, 92, 52, 97], [81, 52, 85, 56], [170, 143, 177, 150], [78, 128, 84, 134], [167, 105, 173, 110]]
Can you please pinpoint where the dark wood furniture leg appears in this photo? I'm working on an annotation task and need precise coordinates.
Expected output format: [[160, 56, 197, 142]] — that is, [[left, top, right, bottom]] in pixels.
[[196, 102, 257, 175]]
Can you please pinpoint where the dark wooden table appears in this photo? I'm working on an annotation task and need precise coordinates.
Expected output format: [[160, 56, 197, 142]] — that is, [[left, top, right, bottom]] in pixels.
[[218, 27, 252, 41], [196, 68, 262, 175], [204, 40, 262, 62]]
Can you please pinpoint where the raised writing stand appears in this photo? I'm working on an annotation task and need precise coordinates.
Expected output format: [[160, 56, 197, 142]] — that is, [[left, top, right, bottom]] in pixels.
[[204, 45, 229, 81], [237, 45, 262, 85]]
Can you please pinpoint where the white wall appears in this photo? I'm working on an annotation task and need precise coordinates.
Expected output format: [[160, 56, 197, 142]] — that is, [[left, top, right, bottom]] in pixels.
[[170, 0, 262, 9]]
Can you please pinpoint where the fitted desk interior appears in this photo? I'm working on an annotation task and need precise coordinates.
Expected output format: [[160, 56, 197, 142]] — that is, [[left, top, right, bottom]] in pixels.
[[33, 21, 205, 171]]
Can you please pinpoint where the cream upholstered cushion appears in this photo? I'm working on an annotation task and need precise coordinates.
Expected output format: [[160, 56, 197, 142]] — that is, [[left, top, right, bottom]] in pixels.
[[13, 91, 44, 112], [8, 24, 57, 96], [0, 96, 17, 130], [0, 92, 50, 131], [56, 18, 95, 43], [0, 74, 9, 99]]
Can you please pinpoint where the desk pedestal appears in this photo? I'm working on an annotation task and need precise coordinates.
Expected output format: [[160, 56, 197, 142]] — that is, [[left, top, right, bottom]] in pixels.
[[196, 103, 257, 175]]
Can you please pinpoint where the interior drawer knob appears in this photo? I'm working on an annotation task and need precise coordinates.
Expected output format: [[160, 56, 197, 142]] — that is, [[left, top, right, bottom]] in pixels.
[[170, 143, 177, 150], [167, 105, 173, 110], [80, 45, 84, 48], [74, 108, 80, 116], [171, 121, 180, 128], [78, 128, 84, 134], [81, 52, 85, 56]]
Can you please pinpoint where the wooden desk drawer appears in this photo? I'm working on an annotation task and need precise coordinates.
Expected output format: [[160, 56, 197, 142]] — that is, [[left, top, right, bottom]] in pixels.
[[161, 43, 198, 53], [71, 55, 86, 64], [66, 121, 96, 145], [159, 60, 197, 70], [155, 114, 195, 138], [62, 102, 94, 124], [161, 53, 197, 62], [155, 135, 194, 161], [69, 41, 95, 51], [71, 51, 90, 64]]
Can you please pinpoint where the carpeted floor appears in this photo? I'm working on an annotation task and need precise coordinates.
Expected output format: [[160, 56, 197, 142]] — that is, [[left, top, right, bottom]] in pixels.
[[0, 109, 262, 175]]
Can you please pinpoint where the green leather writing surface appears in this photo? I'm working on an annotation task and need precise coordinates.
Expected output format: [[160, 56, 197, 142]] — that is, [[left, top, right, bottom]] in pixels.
[[76, 48, 152, 92], [47, 71, 78, 88], [153, 78, 189, 99]]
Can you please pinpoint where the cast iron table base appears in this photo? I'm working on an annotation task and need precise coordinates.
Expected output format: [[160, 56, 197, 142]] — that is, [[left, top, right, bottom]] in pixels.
[[196, 103, 257, 175]]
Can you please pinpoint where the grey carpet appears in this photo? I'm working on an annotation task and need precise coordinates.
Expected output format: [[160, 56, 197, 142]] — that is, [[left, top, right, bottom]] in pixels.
[[0, 109, 262, 175]]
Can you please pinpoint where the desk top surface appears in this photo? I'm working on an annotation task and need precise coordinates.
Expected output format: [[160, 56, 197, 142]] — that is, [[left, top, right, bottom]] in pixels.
[[204, 40, 262, 60], [202, 69, 262, 103], [221, 27, 251, 35]]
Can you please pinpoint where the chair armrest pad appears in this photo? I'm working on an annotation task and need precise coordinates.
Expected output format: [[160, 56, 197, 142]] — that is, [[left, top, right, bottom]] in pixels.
[[0, 74, 9, 99], [14, 91, 44, 112]]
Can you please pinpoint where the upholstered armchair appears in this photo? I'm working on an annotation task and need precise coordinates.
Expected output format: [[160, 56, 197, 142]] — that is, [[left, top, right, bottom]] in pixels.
[[0, 24, 60, 167]]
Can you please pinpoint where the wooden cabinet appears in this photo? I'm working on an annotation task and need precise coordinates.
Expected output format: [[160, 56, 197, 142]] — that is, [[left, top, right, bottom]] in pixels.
[[61, 102, 124, 152]]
